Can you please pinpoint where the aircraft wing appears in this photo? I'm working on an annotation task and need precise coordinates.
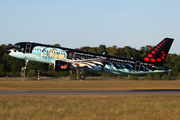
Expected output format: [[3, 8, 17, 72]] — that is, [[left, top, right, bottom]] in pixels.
[[62, 57, 106, 68]]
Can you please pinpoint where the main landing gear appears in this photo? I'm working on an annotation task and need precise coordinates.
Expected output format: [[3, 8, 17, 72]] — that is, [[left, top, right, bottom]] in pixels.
[[78, 68, 85, 80], [79, 72, 85, 80]]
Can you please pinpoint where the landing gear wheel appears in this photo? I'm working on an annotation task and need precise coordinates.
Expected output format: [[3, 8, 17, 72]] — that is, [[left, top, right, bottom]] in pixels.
[[168, 71, 171, 76], [79, 74, 85, 80]]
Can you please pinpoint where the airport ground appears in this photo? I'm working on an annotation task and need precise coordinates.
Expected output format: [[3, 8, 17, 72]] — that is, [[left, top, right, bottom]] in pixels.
[[0, 78, 180, 120], [1, 77, 180, 90]]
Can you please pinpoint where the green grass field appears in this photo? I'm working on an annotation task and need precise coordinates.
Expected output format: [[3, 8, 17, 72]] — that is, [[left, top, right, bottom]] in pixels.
[[0, 78, 180, 90], [1, 78, 180, 120], [0, 95, 180, 120]]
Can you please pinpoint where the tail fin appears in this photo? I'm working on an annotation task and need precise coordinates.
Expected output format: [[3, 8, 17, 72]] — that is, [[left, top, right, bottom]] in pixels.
[[142, 38, 174, 66]]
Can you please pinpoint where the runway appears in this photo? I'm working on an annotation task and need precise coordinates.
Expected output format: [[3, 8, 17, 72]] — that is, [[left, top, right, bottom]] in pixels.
[[1, 89, 180, 95]]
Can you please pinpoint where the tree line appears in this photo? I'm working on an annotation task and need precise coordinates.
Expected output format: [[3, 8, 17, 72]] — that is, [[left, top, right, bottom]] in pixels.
[[0, 43, 180, 78]]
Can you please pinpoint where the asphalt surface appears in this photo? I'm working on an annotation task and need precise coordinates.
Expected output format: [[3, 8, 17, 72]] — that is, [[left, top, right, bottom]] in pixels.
[[1, 89, 180, 95]]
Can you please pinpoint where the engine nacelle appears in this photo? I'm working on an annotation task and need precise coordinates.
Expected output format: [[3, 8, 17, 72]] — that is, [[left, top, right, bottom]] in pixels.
[[54, 60, 72, 71]]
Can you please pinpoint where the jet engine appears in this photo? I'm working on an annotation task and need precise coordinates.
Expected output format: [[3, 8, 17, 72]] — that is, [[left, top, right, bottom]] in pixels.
[[54, 60, 73, 71]]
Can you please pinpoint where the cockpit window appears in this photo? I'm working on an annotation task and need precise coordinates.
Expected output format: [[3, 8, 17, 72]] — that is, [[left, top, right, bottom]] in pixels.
[[14, 44, 20, 48]]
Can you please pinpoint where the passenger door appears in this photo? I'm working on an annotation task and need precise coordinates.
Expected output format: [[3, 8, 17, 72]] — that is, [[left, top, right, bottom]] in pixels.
[[25, 43, 32, 53]]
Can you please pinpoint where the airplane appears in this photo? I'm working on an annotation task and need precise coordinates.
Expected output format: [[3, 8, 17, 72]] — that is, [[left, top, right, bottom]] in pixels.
[[5, 38, 174, 80]]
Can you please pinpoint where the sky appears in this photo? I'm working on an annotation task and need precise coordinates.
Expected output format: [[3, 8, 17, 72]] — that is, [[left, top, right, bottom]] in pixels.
[[0, 0, 180, 54]]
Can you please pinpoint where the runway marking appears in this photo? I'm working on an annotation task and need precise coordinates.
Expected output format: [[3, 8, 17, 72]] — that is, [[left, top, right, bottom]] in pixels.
[[1, 89, 180, 95]]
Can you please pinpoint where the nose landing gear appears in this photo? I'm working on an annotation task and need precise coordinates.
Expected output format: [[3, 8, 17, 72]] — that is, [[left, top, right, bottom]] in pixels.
[[168, 71, 171, 76], [21, 60, 29, 78]]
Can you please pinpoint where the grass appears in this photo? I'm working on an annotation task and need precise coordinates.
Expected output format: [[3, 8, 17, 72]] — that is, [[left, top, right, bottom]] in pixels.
[[0, 95, 180, 120], [0, 78, 180, 90], [1, 78, 180, 119]]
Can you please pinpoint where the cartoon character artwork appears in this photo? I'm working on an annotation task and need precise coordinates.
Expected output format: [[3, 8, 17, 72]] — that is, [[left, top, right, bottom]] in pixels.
[[45, 49, 55, 59], [32, 46, 67, 60]]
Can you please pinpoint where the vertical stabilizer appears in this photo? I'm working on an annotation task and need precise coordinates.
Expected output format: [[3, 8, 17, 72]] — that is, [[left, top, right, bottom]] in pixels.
[[142, 38, 174, 66]]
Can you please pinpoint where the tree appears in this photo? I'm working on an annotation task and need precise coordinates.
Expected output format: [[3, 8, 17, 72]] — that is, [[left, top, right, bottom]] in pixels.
[[97, 45, 107, 54], [54, 44, 61, 47], [88, 47, 97, 52], [79, 46, 91, 51], [123, 46, 133, 58], [107, 45, 118, 55], [27, 61, 48, 72], [27, 69, 36, 77]]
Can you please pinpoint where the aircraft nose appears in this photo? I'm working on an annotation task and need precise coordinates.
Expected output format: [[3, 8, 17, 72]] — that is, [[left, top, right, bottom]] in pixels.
[[5, 47, 13, 54]]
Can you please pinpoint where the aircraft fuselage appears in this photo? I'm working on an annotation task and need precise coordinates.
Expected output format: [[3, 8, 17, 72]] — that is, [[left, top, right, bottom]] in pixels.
[[5, 41, 172, 75]]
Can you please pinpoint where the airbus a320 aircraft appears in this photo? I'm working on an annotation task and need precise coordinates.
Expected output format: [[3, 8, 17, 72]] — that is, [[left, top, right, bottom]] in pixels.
[[5, 38, 174, 80]]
